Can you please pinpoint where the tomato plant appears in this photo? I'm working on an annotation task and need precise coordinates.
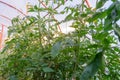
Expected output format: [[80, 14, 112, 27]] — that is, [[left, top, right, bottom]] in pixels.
[[0, 0, 120, 80]]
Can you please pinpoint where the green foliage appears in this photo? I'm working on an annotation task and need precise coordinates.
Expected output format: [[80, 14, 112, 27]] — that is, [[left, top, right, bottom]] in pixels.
[[80, 49, 104, 80], [51, 41, 62, 58], [0, 0, 120, 80], [96, 0, 108, 9]]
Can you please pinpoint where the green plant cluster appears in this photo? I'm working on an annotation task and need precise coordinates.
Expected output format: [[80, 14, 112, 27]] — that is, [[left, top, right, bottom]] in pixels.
[[0, 0, 120, 80]]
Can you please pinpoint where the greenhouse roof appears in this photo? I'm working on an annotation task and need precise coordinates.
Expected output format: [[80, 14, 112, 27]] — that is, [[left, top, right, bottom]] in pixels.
[[0, 0, 98, 26]]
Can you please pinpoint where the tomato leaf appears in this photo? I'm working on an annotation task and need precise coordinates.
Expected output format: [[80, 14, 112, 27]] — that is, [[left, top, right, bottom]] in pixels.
[[80, 49, 104, 80], [43, 67, 54, 72], [51, 41, 62, 58]]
